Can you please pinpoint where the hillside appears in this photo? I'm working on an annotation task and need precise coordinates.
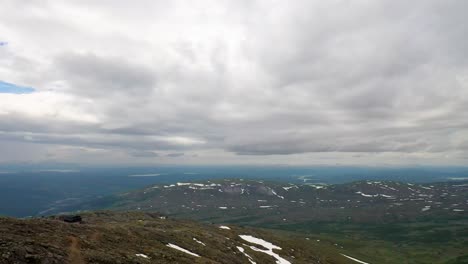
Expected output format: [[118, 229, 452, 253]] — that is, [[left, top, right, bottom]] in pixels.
[[71, 179, 467, 224], [58, 180, 468, 264], [0, 211, 355, 264]]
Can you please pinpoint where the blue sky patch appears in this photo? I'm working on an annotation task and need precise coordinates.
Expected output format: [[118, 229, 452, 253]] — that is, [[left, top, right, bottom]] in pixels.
[[0, 81, 35, 94]]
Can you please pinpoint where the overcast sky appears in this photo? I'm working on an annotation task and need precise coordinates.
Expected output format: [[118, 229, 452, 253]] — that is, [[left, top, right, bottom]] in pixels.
[[0, 0, 467, 166]]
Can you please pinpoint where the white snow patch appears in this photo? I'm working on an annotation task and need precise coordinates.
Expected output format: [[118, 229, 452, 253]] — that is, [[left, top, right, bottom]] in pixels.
[[282, 185, 298, 191], [355, 191, 378, 198], [239, 235, 291, 264], [237, 246, 256, 264], [135, 253, 149, 258], [219, 225, 231, 230], [189, 186, 214, 190], [166, 243, 200, 257], [453, 209, 464, 212], [177, 182, 191, 186], [308, 184, 326, 189], [271, 189, 285, 199], [219, 206, 228, 209], [356, 191, 394, 198], [422, 206, 431, 212], [340, 253, 370, 264], [193, 238, 206, 246]]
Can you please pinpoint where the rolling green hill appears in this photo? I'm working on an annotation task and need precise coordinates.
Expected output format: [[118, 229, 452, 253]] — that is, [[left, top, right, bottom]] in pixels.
[[58, 179, 468, 264]]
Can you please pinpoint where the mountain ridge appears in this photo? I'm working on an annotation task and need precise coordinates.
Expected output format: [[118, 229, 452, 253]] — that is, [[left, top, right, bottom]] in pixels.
[[59, 179, 467, 224], [0, 211, 354, 264]]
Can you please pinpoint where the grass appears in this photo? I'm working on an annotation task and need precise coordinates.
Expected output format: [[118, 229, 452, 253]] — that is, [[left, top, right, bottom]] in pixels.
[[254, 218, 468, 264]]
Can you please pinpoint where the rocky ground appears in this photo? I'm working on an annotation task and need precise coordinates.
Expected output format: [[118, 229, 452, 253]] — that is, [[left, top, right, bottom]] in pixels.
[[0, 211, 354, 264]]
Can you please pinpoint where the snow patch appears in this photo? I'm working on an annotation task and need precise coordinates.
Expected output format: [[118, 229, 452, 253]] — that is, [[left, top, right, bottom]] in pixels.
[[166, 243, 200, 257], [135, 253, 149, 258], [219, 225, 231, 230], [271, 189, 285, 199], [237, 246, 256, 264], [421, 206, 431, 212], [356, 192, 394, 198], [307, 184, 326, 189], [193, 238, 206, 246], [340, 253, 370, 264], [355, 191, 378, 198], [282, 185, 298, 191], [239, 235, 291, 264]]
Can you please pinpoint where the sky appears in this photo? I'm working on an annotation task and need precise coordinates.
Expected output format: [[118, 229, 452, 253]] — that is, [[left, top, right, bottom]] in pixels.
[[0, 0, 467, 166]]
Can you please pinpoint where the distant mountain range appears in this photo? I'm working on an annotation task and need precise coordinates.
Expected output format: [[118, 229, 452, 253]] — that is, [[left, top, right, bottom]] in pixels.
[[59, 179, 467, 224]]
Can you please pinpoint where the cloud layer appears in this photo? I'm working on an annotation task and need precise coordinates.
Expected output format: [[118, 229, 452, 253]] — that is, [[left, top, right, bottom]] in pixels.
[[0, 0, 467, 165]]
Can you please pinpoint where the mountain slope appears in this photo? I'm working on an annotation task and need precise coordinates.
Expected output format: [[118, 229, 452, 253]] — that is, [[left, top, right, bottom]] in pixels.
[[57, 179, 468, 264], [0, 211, 356, 264]]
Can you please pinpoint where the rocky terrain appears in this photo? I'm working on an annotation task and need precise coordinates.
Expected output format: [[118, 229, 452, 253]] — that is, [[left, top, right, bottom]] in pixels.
[[0, 211, 360, 264]]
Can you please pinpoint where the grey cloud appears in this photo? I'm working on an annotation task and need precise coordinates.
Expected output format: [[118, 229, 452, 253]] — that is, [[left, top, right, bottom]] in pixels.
[[128, 150, 159, 158], [55, 53, 157, 97], [228, 135, 435, 156], [166, 153, 184, 157], [1, 1, 468, 165]]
